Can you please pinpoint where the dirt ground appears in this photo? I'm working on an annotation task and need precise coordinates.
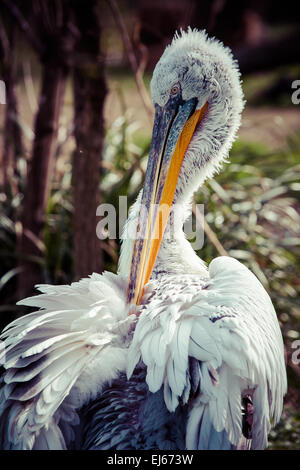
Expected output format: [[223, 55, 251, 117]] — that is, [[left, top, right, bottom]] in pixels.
[[240, 107, 300, 150]]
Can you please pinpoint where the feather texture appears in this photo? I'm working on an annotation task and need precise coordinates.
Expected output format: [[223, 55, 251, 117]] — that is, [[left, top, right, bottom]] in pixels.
[[127, 256, 287, 449], [0, 272, 135, 449], [0, 28, 286, 451]]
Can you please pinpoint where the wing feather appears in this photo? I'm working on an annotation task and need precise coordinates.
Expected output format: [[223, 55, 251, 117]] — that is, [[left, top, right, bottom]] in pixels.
[[128, 256, 286, 450], [0, 271, 134, 449]]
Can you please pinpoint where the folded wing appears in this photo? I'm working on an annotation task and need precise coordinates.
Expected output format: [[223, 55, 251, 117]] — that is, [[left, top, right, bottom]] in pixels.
[[0, 272, 134, 449], [127, 256, 287, 449]]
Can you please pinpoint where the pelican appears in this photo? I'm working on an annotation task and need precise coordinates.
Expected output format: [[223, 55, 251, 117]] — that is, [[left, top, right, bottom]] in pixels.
[[0, 28, 286, 450]]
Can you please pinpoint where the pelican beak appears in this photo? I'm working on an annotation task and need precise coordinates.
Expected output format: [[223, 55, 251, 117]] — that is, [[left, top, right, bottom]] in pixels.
[[127, 96, 208, 305]]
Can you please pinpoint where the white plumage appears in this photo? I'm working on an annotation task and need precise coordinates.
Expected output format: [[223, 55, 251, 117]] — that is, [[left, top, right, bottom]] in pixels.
[[127, 257, 286, 449], [0, 272, 134, 449], [0, 28, 287, 450]]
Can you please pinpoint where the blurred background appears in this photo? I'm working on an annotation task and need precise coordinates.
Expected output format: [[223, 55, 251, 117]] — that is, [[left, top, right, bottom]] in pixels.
[[0, 0, 299, 449]]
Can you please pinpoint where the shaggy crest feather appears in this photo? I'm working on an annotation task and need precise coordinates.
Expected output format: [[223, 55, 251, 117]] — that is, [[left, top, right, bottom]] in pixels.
[[0, 28, 286, 450]]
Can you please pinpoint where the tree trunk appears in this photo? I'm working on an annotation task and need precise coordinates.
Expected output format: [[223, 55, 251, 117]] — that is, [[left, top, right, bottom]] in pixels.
[[17, 63, 67, 298], [72, 1, 107, 279], [0, 21, 24, 192]]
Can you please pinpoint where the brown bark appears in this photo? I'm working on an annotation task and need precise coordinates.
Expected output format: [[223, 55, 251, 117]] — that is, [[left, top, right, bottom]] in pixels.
[[2, 0, 76, 298], [0, 20, 24, 192], [17, 63, 67, 298], [72, 1, 107, 279]]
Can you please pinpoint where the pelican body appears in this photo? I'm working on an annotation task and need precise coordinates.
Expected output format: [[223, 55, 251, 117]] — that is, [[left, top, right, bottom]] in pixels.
[[0, 29, 286, 450]]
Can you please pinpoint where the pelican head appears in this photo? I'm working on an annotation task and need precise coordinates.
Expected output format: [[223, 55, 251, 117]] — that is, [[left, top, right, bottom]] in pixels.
[[127, 28, 244, 305]]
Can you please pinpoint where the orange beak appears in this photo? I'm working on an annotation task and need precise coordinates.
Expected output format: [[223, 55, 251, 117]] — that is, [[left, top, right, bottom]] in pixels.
[[127, 96, 208, 305]]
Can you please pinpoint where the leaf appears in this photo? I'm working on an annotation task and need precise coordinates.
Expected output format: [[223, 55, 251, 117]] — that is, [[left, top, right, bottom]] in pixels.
[[0, 268, 23, 292]]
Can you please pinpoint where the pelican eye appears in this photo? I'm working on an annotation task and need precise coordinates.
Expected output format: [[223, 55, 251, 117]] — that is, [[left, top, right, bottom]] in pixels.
[[170, 84, 180, 95]]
